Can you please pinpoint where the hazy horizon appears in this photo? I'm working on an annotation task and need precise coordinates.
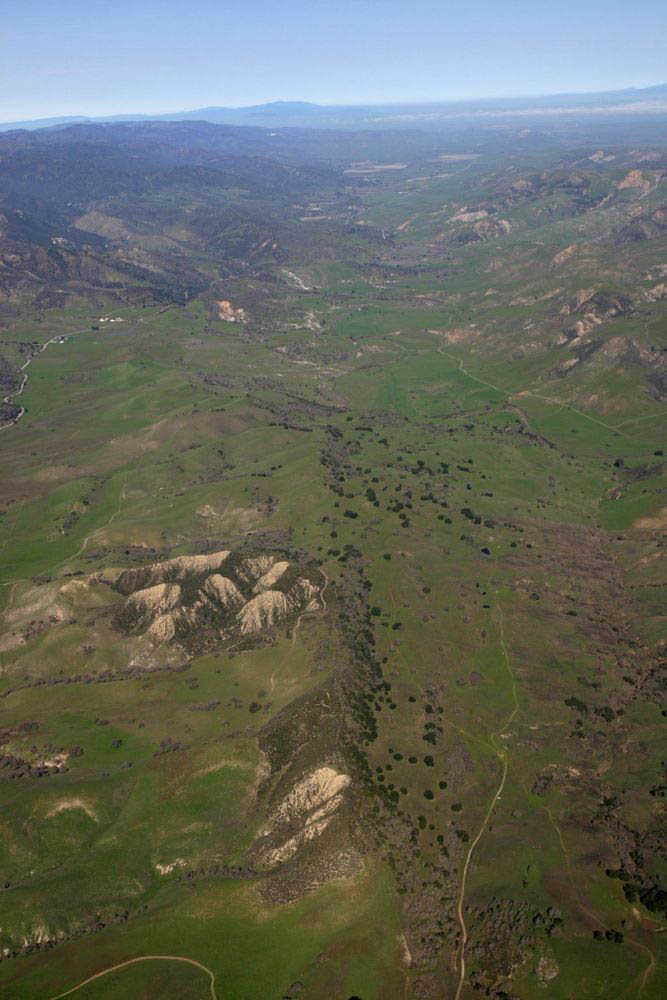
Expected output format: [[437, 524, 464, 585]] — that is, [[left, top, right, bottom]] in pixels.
[[2, 0, 666, 122], [2, 81, 667, 130]]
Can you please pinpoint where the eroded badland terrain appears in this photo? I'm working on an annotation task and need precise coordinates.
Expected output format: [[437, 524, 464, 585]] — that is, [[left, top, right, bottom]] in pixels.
[[0, 116, 665, 998]]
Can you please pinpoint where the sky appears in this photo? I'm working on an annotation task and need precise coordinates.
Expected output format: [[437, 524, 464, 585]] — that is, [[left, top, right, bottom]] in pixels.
[[1, 0, 666, 122]]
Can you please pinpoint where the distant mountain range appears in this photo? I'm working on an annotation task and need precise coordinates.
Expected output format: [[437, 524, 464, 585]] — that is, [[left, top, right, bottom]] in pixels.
[[2, 84, 667, 133]]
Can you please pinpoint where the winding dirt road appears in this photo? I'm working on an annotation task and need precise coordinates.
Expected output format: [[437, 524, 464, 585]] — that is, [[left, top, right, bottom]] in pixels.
[[436, 345, 632, 439], [0, 333, 81, 432], [318, 566, 329, 612], [49, 954, 217, 999], [454, 604, 519, 1000], [0, 308, 167, 433]]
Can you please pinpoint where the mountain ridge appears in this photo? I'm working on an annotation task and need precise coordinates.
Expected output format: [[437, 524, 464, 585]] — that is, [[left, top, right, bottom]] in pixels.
[[3, 83, 667, 132]]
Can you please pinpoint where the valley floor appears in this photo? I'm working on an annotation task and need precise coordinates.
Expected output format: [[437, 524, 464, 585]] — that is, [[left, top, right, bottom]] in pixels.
[[0, 138, 665, 999]]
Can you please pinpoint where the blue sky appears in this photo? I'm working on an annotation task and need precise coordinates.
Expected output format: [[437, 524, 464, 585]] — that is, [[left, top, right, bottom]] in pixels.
[[1, 0, 666, 121]]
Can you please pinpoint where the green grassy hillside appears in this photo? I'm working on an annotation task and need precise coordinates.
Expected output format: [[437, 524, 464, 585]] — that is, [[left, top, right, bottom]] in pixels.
[[0, 125, 665, 999]]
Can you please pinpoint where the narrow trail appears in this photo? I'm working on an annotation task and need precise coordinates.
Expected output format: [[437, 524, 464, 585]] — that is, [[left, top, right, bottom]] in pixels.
[[454, 604, 519, 1000], [269, 614, 302, 694], [436, 346, 632, 439], [269, 567, 329, 694], [49, 954, 217, 999], [0, 481, 127, 618], [540, 803, 657, 998], [437, 347, 508, 397], [445, 597, 658, 1000], [318, 566, 329, 613], [57, 481, 128, 565], [613, 410, 667, 430], [518, 387, 632, 437]]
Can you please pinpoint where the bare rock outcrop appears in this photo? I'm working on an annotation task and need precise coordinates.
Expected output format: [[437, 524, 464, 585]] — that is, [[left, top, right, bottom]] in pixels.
[[112, 548, 323, 650]]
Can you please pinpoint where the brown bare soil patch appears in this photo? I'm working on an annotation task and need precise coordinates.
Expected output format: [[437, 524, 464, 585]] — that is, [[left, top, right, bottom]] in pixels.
[[216, 300, 246, 323], [617, 169, 651, 191], [634, 506, 667, 532]]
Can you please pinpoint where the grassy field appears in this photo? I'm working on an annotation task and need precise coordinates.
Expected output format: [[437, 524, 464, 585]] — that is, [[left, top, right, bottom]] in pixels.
[[0, 142, 665, 999]]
